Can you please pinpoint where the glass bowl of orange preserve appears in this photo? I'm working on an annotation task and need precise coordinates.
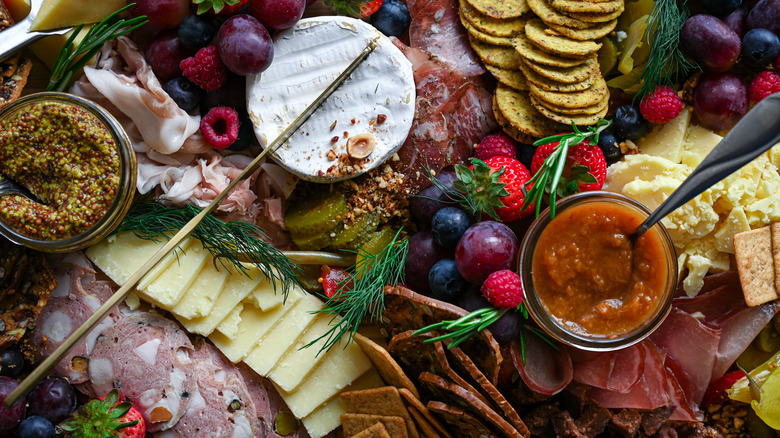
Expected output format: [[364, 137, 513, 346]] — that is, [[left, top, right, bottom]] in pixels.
[[0, 92, 136, 253], [519, 191, 678, 351]]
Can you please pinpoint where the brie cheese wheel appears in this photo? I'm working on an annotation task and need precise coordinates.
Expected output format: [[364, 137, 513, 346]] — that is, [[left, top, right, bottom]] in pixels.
[[247, 16, 415, 182]]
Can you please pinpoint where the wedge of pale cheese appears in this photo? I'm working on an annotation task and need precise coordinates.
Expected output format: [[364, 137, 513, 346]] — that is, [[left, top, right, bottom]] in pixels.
[[247, 278, 287, 311], [268, 314, 337, 392], [142, 242, 210, 309], [216, 303, 244, 339], [171, 261, 229, 319], [30, 0, 126, 31]]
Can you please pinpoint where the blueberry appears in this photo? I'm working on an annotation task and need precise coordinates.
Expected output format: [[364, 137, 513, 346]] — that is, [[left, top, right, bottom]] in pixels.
[[16, 416, 55, 438], [428, 259, 469, 303], [597, 130, 623, 162], [431, 207, 472, 248], [516, 142, 536, 170], [0, 349, 23, 379], [370, 0, 411, 37], [178, 15, 218, 51], [703, 0, 742, 17], [229, 111, 256, 151], [163, 77, 202, 112], [742, 28, 780, 67], [612, 105, 649, 141]]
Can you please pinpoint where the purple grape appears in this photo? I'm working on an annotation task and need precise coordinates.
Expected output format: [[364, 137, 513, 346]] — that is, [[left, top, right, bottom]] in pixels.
[[455, 221, 518, 284], [218, 15, 274, 76], [404, 230, 453, 292], [747, 0, 780, 35], [26, 377, 77, 425], [694, 72, 748, 131], [410, 170, 458, 224], [0, 377, 25, 434], [680, 14, 741, 72], [129, 0, 190, 30], [201, 73, 247, 112], [723, 5, 748, 38], [146, 31, 193, 82], [250, 0, 306, 30]]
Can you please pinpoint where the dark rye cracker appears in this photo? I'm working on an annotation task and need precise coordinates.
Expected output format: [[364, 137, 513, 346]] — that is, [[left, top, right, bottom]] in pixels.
[[524, 19, 601, 58], [444, 344, 530, 438], [355, 333, 420, 399], [0, 2, 32, 110], [548, 19, 617, 41], [427, 402, 498, 438], [529, 74, 608, 108], [517, 62, 594, 92], [525, 0, 592, 29], [467, 0, 529, 19], [380, 286, 503, 386], [407, 405, 440, 438], [549, 0, 624, 14], [460, 0, 527, 37], [522, 56, 598, 84], [418, 372, 525, 438], [399, 388, 452, 438]]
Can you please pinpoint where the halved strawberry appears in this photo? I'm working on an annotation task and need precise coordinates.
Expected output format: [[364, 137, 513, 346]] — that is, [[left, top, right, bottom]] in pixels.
[[701, 370, 746, 408], [319, 265, 353, 301]]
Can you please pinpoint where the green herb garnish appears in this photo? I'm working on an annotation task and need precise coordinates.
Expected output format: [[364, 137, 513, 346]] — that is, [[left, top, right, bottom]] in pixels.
[[48, 4, 148, 92], [522, 120, 611, 218], [306, 229, 408, 355], [115, 201, 299, 300], [422, 159, 510, 221], [637, 0, 698, 99]]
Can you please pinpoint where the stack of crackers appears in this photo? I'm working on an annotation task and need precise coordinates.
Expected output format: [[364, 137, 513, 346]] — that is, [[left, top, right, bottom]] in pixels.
[[458, 0, 621, 142], [0, 1, 32, 109], [733, 224, 780, 307]]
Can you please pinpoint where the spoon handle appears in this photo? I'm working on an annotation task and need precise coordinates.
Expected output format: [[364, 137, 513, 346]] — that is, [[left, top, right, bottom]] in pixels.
[[636, 92, 780, 236]]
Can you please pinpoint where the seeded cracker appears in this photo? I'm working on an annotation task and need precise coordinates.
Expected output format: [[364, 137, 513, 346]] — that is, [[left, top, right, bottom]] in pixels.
[[567, 8, 624, 22], [529, 73, 608, 108], [549, 0, 623, 14], [531, 94, 609, 115], [406, 406, 441, 438], [548, 19, 617, 41], [512, 33, 587, 68], [342, 414, 409, 438], [525, 0, 592, 29], [466, 0, 529, 19], [353, 423, 393, 438], [398, 388, 452, 438], [532, 96, 608, 125], [522, 56, 598, 83], [485, 64, 530, 90], [427, 402, 498, 438], [493, 95, 536, 143], [461, 18, 515, 46], [495, 84, 557, 138], [460, 0, 527, 37], [518, 61, 594, 92], [525, 19, 602, 58], [469, 38, 523, 69], [734, 226, 778, 306]]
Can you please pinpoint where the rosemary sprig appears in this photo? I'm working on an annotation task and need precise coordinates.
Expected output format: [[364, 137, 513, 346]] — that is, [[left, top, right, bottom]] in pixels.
[[48, 4, 148, 92], [521, 120, 611, 218], [413, 303, 558, 364], [637, 0, 697, 99], [305, 229, 409, 355], [114, 201, 300, 300]]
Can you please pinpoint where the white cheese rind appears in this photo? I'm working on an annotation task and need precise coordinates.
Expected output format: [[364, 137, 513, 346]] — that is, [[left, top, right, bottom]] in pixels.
[[247, 16, 415, 182]]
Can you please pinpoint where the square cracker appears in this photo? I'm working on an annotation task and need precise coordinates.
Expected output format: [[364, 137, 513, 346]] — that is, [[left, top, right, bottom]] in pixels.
[[399, 388, 452, 438], [735, 226, 778, 306], [342, 414, 409, 438], [342, 386, 419, 438], [772, 223, 780, 298], [353, 423, 392, 438]]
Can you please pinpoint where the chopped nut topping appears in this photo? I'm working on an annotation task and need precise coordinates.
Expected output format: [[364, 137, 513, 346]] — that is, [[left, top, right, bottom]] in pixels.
[[376, 114, 387, 124]]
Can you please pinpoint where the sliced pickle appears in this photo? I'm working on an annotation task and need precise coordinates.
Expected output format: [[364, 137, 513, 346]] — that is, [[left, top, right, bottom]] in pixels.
[[618, 15, 650, 75], [355, 228, 397, 279], [598, 37, 619, 77], [284, 190, 348, 235], [329, 212, 379, 250], [617, 0, 655, 34], [607, 62, 645, 93], [291, 230, 334, 251], [755, 325, 780, 353]]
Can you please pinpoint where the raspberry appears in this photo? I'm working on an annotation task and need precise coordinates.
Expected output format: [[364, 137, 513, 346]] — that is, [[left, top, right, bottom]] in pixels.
[[180, 45, 227, 92], [639, 85, 683, 124], [749, 70, 780, 103], [201, 107, 239, 149], [480, 269, 524, 309], [474, 133, 518, 161]]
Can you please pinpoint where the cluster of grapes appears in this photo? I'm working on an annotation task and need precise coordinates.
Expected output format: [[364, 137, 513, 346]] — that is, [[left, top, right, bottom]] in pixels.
[[680, 0, 780, 131], [0, 349, 78, 438], [404, 171, 521, 345]]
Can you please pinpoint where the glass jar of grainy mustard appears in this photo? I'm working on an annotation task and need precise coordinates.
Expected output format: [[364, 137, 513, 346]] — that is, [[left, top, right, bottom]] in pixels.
[[0, 92, 136, 252]]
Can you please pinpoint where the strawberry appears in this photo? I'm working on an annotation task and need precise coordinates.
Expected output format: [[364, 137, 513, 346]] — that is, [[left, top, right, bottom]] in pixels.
[[701, 370, 746, 408], [531, 139, 606, 195], [326, 0, 382, 17], [59, 389, 146, 438], [194, 0, 248, 15], [481, 157, 533, 223], [360, 0, 383, 16], [319, 265, 352, 301]]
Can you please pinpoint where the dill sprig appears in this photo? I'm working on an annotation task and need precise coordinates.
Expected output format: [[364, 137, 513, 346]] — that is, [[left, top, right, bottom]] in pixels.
[[522, 120, 611, 218], [413, 303, 558, 364], [114, 201, 300, 300], [637, 0, 697, 99], [48, 4, 148, 92], [306, 229, 408, 355]]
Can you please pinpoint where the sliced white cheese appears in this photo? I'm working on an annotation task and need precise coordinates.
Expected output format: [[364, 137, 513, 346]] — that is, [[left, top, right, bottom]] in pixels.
[[301, 368, 385, 438], [177, 267, 265, 336], [247, 278, 286, 311], [216, 303, 244, 339], [268, 314, 339, 392], [210, 292, 302, 362], [171, 262, 229, 319], [142, 242, 210, 309], [247, 16, 415, 182], [637, 108, 691, 164], [242, 294, 322, 376], [276, 338, 373, 418], [85, 231, 180, 288]]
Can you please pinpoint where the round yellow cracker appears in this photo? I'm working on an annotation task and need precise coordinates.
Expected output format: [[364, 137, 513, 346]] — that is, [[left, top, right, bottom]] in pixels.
[[493, 94, 536, 143], [460, 0, 527, 37], [525, 19, 602, 58], [548, 19, 617, 41], [531, 93, 608, 115], [522, 56, 597, 84], [517, 61, 593, 91], [549, 0, 624, 14], [529, 74, 608, 108], [469, 37, 523, 69], [467, 0, 529, 19], [512, 32, 587, 68], [495, 83, 557, 139], [525, 0, 592, 29], [485, 64, 529, 90], [568, 7, 624, 23], [462, 16, 515, 46], [532, 96, 608, 125]]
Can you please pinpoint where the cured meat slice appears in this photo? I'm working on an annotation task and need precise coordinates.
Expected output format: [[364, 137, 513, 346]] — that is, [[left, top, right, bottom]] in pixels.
[[605, 345, 644, 394], [569, 349, 615, 390], [510, 333, 572, 396], [88, 312, 196, 432], [408, 0, 485, 78]]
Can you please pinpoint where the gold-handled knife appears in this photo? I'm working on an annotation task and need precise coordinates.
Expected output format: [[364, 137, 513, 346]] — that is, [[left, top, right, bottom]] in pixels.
[[4, 41, 376, 407]]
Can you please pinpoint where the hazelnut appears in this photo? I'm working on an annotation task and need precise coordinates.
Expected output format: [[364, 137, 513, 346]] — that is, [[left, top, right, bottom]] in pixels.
[[150, 407, 173, 423], [346, 133, 376, 159]]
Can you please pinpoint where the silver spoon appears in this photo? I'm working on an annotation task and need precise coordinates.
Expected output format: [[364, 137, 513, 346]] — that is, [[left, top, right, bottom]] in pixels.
[[0, 177, 38, 201], [634, 92, 780, 238], [0, 0, 74, 62]]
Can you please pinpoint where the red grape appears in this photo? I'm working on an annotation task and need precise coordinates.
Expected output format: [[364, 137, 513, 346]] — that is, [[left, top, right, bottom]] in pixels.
[[680, 14, 741, 73], [26, 377, 77, 425], [455, 221, 518, 284], [0, 377, 25, 435], [218, 15, 274, 76], [410, 170, 457, 224], [146, 30, 193, 82], [747, 0, 780, 35], [723, 5, 748, 38], [404, 229, 453, 292], [694, 72, 748, 131], [128, 0, 190, 31], [250, 0, 306, 30]]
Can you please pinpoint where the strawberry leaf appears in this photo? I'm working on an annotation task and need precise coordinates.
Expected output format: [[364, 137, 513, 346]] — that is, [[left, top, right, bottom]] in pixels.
[[570, 164, 597, 183]]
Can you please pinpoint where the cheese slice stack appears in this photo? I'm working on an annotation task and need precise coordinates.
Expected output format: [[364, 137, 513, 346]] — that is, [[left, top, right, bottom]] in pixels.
[[87, 232, 381, 437]]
